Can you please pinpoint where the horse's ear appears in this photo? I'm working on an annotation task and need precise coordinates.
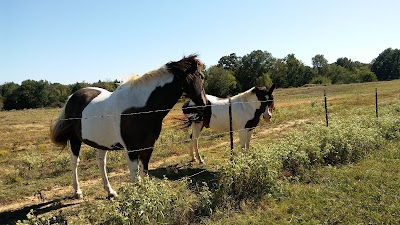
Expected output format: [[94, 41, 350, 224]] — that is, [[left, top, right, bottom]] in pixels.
[[268, 83, 275, 93]]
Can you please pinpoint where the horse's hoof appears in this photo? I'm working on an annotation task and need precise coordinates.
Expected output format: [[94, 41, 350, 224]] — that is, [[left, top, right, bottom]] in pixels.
[[73, 193, 83, 199], [107, 192, 118, 199]]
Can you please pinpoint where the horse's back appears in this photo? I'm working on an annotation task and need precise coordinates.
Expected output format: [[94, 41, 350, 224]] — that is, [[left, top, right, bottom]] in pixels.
[[70, 87, 121, 149]]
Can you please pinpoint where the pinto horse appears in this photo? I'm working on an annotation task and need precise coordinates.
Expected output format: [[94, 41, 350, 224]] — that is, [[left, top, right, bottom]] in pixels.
[[50, 55, 207, 198], [182, 84, 275, 163]]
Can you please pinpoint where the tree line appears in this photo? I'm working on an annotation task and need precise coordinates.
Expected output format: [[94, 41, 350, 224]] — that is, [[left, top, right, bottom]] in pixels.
[[1, 48, 399, 110], [0, 80, 119, 110]]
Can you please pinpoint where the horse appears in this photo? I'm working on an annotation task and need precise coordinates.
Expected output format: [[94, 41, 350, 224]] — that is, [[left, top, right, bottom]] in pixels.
[[182, 84, 275, 163], [50, 55, 207, 199]]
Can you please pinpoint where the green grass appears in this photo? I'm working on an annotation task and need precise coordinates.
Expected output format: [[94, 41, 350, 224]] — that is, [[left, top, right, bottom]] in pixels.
[[3, 80, 400, 224]]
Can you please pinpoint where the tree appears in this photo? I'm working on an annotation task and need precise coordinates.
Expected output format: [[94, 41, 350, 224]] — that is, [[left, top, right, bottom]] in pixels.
[[356, 67, 378, 82], [335, 57, 354, 71], [205, 66, 237, 97], [256, 72, 273, 87], [235, 50, 274, 91], [284, 54, 309, 87], [371, 48, 400, 80], [269, 58, 288, 88], [1, 82, 19, 110], [312, 54, 328, 75], [217, 53, 241, 73]]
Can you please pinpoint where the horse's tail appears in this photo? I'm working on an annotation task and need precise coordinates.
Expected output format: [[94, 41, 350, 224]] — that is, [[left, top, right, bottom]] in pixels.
[[50, 104, 72, 149]]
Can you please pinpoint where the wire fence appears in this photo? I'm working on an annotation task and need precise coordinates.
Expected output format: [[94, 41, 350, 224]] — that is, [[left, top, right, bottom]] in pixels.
[[48, 88, 387, 180], [53, 88, 383, 155]]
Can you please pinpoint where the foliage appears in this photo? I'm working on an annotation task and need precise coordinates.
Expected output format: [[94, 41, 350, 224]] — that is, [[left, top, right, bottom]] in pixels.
[[204, 66, 237, 97], [0, 80, 119, 110], [217, 148, 282, 203], [371, 48, 400, 80], [2, 47, 398, 110], [234, 50, 274, 91], [84, 179, 212, 225], [312, 54, 329, 75]]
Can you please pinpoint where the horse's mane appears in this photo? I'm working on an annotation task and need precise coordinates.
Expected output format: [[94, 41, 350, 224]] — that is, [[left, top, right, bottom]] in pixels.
[[119, 66, 171, 88], [118, 54, 201, 89], [231, 87, 257, 102]]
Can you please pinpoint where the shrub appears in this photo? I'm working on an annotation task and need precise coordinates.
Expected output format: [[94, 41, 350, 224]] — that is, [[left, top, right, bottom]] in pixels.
[[84, 178, 212, 225], [217, 147, 282, 202]]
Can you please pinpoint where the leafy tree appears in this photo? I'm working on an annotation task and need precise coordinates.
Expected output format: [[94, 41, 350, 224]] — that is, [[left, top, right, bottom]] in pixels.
[[205, 66, 237, 97], [325, 64, 354, 84], [92, 80, 119, 92], [356, 67, 378, 82], [256, 72, 273, 87], [1, 82, 19, 110], [269, 58, 288, 88], [371, 48, 400, 80], [218, 53, 241, 73], [312, 54, 328, 75], [235, 50, 274, 91], [335, 57, 354, 71], [284, 54, 308, 87]]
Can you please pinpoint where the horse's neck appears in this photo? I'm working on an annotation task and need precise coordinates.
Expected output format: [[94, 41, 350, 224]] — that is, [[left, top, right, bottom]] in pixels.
[[114, 75, 182, 112], [231, 91, 260, 111]]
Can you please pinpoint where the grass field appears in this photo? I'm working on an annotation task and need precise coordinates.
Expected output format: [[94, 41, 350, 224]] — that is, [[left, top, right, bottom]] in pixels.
[[0, 80, 399, 224]]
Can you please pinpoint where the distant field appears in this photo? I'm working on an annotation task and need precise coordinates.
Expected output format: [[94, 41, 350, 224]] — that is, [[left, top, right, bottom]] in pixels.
[[0, 80, 399, 224]]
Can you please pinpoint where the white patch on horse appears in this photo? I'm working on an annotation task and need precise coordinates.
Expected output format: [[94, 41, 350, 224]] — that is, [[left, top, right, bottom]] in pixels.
[[80, 69, 174, 149]]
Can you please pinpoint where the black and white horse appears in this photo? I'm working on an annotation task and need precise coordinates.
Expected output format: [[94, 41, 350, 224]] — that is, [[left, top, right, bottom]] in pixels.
[[50, 55, 207, 198], [182, 84, 275, 163]]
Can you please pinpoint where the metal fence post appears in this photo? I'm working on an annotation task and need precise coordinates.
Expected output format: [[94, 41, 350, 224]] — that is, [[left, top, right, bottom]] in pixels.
[[324, 90, 329, 127], [375, 88, 378, 119], [229, 98, 234, 161]]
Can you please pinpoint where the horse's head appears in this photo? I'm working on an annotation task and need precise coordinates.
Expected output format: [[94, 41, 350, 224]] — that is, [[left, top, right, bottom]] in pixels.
[[254, 83, 275, 122], [167, 55, 207, 113]]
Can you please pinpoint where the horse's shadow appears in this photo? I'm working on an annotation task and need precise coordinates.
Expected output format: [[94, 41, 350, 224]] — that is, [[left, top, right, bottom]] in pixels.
[[0, 197, 77, 225], [0, 166, 219, 224], [149, 164, 219, 188]]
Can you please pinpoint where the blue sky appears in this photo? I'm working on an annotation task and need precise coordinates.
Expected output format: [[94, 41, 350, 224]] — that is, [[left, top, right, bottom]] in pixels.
[[1, 0, 399, 85]]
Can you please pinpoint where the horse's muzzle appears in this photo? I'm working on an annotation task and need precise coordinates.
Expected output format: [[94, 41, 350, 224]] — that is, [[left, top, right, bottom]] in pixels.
[[263, 109, 272, 122]]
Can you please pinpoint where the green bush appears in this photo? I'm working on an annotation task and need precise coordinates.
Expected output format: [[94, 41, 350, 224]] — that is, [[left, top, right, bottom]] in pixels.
[[377, 111, 400, 140], [217, 147, 282, 202], [84, 178, 212, 225]]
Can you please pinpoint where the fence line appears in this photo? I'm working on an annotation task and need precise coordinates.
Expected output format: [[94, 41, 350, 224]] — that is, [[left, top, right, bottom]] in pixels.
[[54, 99, 274, 122], [49, 89, 384, 156]]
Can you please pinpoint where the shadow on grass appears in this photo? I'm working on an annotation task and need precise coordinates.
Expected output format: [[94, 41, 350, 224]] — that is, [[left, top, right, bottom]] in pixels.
[[149, 164, 220, 189], [0, 197, 78, 225]]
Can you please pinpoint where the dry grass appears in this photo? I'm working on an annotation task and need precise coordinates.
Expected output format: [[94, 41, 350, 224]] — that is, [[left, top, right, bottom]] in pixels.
[[0, 80, 399, 223]]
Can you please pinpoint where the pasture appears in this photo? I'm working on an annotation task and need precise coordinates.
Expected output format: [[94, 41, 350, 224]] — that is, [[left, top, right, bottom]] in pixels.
[[1, 80, 399, 224]]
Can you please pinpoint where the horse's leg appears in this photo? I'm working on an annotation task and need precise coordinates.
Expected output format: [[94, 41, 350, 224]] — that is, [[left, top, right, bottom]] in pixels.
[[140, 149, 153, 178], [126, 151, 139, 181], [70, 136, 83, 199], [239, 129, 248, 149], [97, 150, 118, 198], [246, 129, 254, 149], [189, 132, 195, 162], [191, 122, 204, 163]]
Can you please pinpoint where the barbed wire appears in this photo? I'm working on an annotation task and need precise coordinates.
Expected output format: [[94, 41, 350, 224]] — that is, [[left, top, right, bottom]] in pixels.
[[125, 124, 264, 153], [55, 99, 274, 121]]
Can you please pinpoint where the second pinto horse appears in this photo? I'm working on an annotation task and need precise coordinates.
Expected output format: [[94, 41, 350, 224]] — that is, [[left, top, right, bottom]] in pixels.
[[182, 84, 275, 163]]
